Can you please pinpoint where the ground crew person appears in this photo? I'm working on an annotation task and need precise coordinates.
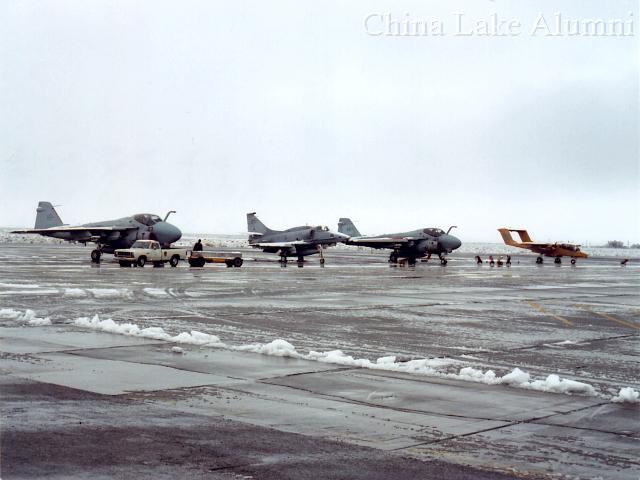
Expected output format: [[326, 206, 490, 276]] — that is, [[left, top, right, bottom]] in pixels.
[[193, 239, 203, 251]]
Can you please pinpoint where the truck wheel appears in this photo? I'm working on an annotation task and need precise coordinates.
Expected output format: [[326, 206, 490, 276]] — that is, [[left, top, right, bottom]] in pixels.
[[91, 249, 101, 263], [189, 257, 205, 267], [233, 257, 243, 268], [169, 255, 180, 267], [119, 261, 131, 267], [225, 259, 233, 268], [137, 256, 146, 267]]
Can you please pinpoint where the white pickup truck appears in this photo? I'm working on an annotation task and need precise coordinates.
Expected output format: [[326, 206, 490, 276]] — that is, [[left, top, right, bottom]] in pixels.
[[114, 240, 190, 267]]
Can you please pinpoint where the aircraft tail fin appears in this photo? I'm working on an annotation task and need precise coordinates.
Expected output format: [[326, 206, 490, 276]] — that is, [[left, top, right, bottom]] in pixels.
[[498, 228, 532, 246], [338, 218, 361, 237], [247, 212, 270, 235], [35, 201, 63, 229]]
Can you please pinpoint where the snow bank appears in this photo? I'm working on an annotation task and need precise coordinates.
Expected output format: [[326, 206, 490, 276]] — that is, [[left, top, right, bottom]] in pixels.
[[71, 315, 601, 397], [452, 367, 596, 395], [73, 315, 223, 347], [234, 339, 300, 357], [0, 308, 51, 326], [611, 387, 640, 404]]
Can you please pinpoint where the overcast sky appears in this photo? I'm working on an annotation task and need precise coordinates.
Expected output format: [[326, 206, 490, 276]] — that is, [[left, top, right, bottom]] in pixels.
[[1, 0, 638, 243]]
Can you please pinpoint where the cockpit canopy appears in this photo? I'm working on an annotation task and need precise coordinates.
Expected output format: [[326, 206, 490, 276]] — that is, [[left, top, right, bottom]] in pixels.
[[134, 214, 163, 226], [315, 226, 329, 231], [423, 228, 445, 237]]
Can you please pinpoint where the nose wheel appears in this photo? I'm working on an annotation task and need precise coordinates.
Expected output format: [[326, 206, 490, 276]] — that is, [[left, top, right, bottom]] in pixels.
[[439, 254, 448, 266], [90, 248, 102, 263], [317, 245, 326, 267]]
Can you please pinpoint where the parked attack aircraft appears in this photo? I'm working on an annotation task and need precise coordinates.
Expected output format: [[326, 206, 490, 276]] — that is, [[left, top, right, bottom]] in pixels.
[[247, 212, 348, 264], [12, 201, 182, 262], [498, 228, 588, 265], [338, 218, 462, 265]]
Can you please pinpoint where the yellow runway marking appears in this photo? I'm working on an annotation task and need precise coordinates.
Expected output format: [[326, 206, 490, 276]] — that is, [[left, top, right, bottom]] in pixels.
[[574, 304, 640, 331], [525, 300, 573, 326]]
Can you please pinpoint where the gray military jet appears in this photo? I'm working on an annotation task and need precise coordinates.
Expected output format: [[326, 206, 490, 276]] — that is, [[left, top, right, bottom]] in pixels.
[[12, 201, 182, 263], [338, 218, 461, 265], [247, 212, 348, 265]]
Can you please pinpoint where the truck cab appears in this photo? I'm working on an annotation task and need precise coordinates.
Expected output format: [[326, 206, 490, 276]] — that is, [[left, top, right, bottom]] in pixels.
[[114, 240, 189, 267]]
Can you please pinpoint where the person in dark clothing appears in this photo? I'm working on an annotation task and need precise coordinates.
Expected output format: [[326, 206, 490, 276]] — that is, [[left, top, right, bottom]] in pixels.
[[506, 255, 512, 266], [193, 239, 203, 251], [475, 255, 483, 264]]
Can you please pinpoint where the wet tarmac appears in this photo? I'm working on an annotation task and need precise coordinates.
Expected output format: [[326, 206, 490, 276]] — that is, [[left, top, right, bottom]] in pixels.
[[0, 243, 638, 479]]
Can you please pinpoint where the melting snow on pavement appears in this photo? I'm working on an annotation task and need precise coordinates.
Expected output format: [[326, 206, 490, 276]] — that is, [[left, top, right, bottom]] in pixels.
[[1, 308, 632, 401]]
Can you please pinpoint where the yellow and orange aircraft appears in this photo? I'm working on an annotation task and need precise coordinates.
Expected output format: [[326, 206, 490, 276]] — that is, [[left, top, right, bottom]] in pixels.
[[498, 228, 588, 264]]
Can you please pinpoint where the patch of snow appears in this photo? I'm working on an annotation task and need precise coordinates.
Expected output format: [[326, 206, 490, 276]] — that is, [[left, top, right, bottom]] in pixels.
[[0, 308, 51, 326], [64, 288, 87, 298], [611, 387, 639, 404], [143, 288, 167, 297], [171, 346, 184, 354], [73, 315, 223, 347], [234, 339, 299, 357], [367, 391, 396, 402], [87, 288, 132, 299], [0, 283, 41, 289], [452, 367, 596, 396]]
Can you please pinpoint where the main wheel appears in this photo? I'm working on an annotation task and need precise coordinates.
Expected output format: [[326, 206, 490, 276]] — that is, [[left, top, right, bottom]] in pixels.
[[408, 257, 417, 266], [554, 257, 562, 264], [441, 258, 448, 266], [91, 249, 101, 263], [225, 259, 233, 268], [389, 252, 398, 263], [570, 258, 576, 265], [169, 255, 180, 267], [137, 256, 146, 267], [536, 257, 543, 265], [320, 258, 325, 265], [233, 257, 243, 268]]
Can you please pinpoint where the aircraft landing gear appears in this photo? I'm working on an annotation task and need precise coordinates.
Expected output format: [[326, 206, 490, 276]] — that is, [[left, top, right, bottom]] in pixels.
[[279, 255, 288, 267], [536, 256, 543, 265], [570, 258, 577, 265], [407, 257, 417, 266], [389, 252, 399, 263], [90, 249, 101, 263], [554, 256, 562, 265], [439, 254, 447, 266], [318, 246, 325, 267]]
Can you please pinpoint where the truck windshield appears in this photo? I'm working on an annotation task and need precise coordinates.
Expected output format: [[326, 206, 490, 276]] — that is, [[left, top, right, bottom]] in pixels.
[[132, 241, 152, 248]]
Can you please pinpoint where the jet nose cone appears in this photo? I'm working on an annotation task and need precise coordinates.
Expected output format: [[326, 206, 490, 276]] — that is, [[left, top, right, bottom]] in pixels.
[[441, 234, 462, 252], [157, 222, 182, 244]]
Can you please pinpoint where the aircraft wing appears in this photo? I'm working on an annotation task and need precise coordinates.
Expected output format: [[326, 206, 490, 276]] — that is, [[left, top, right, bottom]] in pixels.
[[11, 226, 136, 235], [11, 226, 138, 243], [252, 241, 312, 248], [346, 237, 410, 247]]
